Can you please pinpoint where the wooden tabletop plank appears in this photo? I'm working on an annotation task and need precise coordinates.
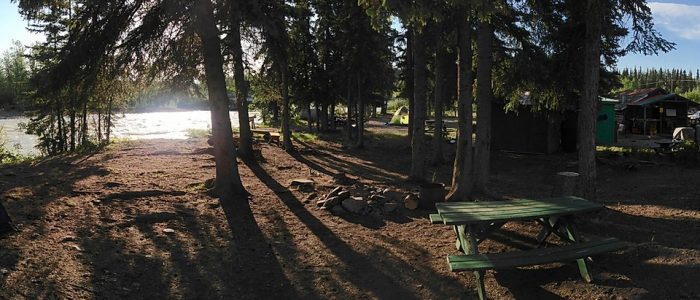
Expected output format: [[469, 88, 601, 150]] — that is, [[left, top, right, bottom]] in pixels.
[[436, 198, 603, 225], [437, 201, 598, 214], [437, 196, 589, 208], [438, 204, 599, 218], [440, 206, 602, 224]]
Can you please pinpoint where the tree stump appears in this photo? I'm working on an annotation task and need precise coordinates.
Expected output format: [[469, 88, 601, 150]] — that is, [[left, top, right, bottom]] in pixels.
[[551, 171, 579, 197], [538, 171, 580, 244]]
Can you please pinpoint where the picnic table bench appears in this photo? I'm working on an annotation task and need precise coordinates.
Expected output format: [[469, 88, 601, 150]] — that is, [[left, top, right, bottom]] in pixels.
[[425, 120, 454, 141], [431, 197, 627, 300], [251, 128, 281, 144], [653, 139, 680, 154]]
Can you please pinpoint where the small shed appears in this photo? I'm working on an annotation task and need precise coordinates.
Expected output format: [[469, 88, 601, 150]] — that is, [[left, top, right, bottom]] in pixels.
[[618, 88, 700, 136], [492, 107, 562, 154], [597, 97, 618, 145]]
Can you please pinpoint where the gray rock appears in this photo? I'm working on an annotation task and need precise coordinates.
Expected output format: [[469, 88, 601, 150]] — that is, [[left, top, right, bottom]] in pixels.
[[382, 202, 398, 213], [404, 194, 418, 210], [290, 179, 315, 192], [383, 190, 403, 202], [369, 209, 382, 218], [342, 197, 367, 214], [330, 205, 346, 215]]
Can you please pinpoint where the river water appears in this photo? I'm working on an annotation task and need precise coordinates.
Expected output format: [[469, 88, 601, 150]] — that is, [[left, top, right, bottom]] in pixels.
[[0, 110, 253, 156]]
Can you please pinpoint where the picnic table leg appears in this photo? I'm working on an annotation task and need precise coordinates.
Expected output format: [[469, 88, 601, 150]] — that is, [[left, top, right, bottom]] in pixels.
[[465, 225, 487, 300], [561, 216, 593, 283], [454, 226, 464, 251]]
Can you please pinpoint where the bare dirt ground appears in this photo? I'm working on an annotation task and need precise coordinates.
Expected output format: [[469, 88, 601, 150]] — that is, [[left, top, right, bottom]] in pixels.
[[1, 117, 699, 299]]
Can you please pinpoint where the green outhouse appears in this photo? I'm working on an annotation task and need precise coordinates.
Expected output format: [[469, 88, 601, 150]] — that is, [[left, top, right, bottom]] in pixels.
[[597, 97, 619, 145]]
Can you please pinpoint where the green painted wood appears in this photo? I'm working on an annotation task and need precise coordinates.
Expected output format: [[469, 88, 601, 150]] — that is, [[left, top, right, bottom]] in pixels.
[[437, 197, 599, 212], [457, 225, 469, 252], [562, 215, 594, 282], [466, 225, 487, 300], [437, 196, 587, 208], [429, 214, 444, 224], [447, 238, 627, 272], [438, 202, 603, 225], [437, 201, 598, 213], [438, 203, 599, 217]]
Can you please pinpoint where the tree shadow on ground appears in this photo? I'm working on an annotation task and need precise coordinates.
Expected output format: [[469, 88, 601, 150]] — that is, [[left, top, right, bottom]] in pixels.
[[244, 159, 475, 299], [598, 247, 700, 299], [0, 153, 110, 298], [0, 149, 296, 299], [291, 138, 407, 184], [77, 200, 296, 299], [582, 208, 700, 250]]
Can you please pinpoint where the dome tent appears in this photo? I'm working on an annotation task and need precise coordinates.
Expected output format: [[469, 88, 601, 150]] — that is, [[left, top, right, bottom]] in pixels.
[[389, 106, 409, 125]]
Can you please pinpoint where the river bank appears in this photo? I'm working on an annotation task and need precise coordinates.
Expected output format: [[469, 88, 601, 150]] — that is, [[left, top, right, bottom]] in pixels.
[[0, 110, 257, 156]]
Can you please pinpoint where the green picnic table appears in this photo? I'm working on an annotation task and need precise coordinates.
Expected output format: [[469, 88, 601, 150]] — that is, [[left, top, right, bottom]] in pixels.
[[430, 196, 628, 300]]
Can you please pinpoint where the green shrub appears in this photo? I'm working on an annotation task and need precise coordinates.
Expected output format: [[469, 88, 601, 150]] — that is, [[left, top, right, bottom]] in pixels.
[[387, 98, 409, 113], [292, 132, 318, 142], [186, 128, 211, 138]]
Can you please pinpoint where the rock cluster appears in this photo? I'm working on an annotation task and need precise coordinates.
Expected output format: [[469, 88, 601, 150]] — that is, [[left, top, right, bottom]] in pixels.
[[313, 185, 404, 216]]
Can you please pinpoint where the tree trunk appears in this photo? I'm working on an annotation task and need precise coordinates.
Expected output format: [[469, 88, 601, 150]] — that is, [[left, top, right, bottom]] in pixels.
[[330, 103, 336, 130], [345, 80, 353, 142], [316, 102, 321, 132], [106, 96, 112, 143], [474, 15, 493, 194], [432, 39, 448, 166], [409, 28, 427, 181], [281, 67, 293, 151], [70, 95, 76, 151], [320, 101, 328, 132], [230, 10, 254, 160], [271, 101, 280, 126], [307, 102, 313, 132], [447, 4, 474, 201], [194, 0, 248, 199], [406, 27, 415, 142], [579, 0, 603, 200], [97, 109, 102, 143], [49, 110, 56, 155], [355, 74, 364, 148], [56, 99, 66, 152], [81, 98, 88, 145]]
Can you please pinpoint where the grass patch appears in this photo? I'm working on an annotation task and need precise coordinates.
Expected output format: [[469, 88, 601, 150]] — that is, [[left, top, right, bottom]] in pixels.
[[367, 131, 406, 141], [186, 128, 211, 138], [292, 132, 318, 143], [0, 150, 36, 165], [596, 145, 655, 155]]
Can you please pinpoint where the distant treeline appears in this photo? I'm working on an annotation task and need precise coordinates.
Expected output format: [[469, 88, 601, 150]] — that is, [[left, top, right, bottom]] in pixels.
[[0, 41, 31, 110], [618, 67, 700, 101]]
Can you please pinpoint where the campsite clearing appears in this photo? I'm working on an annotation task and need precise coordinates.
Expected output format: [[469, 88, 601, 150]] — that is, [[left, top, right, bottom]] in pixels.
[[0, 119, 698, 299]]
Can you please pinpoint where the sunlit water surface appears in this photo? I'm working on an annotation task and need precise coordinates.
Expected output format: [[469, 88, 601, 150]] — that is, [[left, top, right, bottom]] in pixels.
[[0, 110, 255, 156]]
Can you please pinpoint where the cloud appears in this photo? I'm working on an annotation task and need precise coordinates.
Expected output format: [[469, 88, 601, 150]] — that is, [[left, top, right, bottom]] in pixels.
[[649, 2, 700, 40]]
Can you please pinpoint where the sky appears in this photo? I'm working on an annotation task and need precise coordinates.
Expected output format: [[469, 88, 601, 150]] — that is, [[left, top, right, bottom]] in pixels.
[[617, 1, 700, 72], [1, 1, 699, 71], [0, 1, 43, 53]]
